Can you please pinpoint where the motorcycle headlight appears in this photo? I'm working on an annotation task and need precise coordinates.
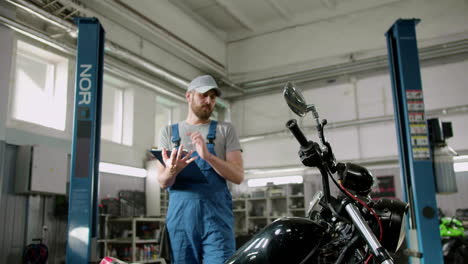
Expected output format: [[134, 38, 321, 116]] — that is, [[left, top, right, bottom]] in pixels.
[[373, 198, 409, 253]]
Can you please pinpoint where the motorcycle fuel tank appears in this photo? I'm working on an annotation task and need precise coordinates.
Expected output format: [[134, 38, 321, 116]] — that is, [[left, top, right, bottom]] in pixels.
[[226, 217, 326, 264]]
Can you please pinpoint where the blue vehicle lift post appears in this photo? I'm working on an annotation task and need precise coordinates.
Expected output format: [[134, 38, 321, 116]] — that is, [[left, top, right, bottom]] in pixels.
[[66, 18, 105, 264], [385, 19, 443, 263]]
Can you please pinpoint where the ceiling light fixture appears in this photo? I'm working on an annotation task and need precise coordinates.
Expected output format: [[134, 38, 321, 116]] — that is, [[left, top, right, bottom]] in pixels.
[[454, 162, 468, 173], [99, 162, 147, 178], [453, 155, 468, 161], [247, 175, 303, 187]]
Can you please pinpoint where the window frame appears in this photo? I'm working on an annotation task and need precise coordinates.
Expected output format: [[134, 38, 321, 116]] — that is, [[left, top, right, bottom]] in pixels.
[[100, 74, 134, 146], [154, 96, 179, 148], [7, 36, 74, 139]]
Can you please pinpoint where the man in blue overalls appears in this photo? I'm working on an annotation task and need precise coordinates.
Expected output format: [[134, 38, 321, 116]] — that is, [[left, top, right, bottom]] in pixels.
[[156, 75, 244, 263]]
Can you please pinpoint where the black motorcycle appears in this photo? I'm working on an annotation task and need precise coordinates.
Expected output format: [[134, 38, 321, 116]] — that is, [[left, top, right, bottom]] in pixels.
[[226, 82, 409, 264]]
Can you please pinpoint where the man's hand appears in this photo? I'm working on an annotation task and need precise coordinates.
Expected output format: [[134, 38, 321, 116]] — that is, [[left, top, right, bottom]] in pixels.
[[186, 132, 244, 185], [188, 132, 212, 161], [162, 144, 197, 176]]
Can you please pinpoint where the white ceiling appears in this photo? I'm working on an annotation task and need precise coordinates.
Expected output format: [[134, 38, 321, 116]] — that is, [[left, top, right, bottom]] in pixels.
[[169, 0, 405, 42], [7, 0, 468, 98]]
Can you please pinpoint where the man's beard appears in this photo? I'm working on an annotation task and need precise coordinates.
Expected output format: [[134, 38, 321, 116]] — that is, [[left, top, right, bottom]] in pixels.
[[191, 103, 213, 120]]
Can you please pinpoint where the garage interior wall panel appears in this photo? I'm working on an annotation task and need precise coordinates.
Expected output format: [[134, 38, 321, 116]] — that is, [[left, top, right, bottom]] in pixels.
[[421, 59, 468, 110], [356, 74, 393, 119], [359, 122, 398, 159], [0, 142, 67, 264], [0, 142, 27, 263], [238, 57, 468, 170], [241, 137, 305, 168], [140, 39, 204, 79], [0, 15, 14, 141], [132, 88, 156, 157], [25, 195, 67, 264], [238, 92, 294, 136], [301, 82, 357, 123], [323, 127, 361, 161]]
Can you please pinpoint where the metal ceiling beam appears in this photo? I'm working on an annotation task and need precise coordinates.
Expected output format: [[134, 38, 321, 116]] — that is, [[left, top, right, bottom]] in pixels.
[[239, 104, 468, 143], [320, 0, 337, 10], [0, 13, 188, 103], [6, 0, 75, 33], [169, 0, 227, 41], [0, 13, 74, 54], [93, 0, 244, 94], [215, 0, 256, 32], [100, 0, 227, 74], [234, 39, 468, 97], [3, 0, 235, 107], [42, 0, 59, 9], [264, 0, 291, 21]]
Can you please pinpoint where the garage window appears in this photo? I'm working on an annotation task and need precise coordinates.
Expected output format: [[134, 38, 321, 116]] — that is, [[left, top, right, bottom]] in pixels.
[[11, 40, 69, 131], [154, 96, 174, 148], [101, 84, 133, 146]]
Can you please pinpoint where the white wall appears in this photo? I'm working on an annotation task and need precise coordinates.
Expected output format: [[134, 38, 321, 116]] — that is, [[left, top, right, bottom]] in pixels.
[[233, 58, 468, 170], [119, 0, 226, 65], [0, 3, 15, 141], [228, 0, 468, 82], [0, 25, 188, 170], [81, 0, 225, 78]]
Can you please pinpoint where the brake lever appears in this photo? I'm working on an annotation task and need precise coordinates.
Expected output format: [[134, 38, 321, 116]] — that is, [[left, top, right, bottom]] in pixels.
[[318, 119, 337, 173]]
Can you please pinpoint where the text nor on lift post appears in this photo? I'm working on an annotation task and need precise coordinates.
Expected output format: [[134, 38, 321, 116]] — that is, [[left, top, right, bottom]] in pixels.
[[78, 64, 92, 105]]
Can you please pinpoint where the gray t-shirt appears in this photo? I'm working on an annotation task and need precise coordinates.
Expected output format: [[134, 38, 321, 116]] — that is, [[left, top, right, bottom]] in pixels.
[[158, 120, 241, 161]]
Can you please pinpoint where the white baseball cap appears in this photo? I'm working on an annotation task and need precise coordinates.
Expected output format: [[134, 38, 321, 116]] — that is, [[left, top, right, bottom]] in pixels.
[[187, 75, 221, 96]]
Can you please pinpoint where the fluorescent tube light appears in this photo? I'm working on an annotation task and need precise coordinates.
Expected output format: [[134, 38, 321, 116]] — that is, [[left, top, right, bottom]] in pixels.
[[453, 155, 468, 161], [239, 136, 266, 143], [247, 175, 303, 187], [245, 167, 304, 175], [454, 162, 468, 173], [99, 162, 147, 177]]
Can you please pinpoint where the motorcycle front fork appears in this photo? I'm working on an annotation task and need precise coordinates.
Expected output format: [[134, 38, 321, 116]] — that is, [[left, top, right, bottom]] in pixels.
[[345, 203, 393, 264]]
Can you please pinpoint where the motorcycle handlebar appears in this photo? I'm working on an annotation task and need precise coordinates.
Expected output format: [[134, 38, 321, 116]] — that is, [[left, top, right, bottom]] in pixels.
[[286, 119, 309, 147]]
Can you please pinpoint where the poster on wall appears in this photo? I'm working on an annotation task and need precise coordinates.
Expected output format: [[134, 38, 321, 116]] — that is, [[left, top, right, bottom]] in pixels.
[[371, 175, 396, 199]]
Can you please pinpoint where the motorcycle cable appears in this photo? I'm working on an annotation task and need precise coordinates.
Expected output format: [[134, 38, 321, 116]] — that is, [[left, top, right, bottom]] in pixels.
[[338, 183, 383, 242], [334, 233, 361, 264], [326, 202, 352, 225], [325, 167, 384, 242], [321, 132, 386, 264], [325, 168, 385, 264], [298, 234, 325, 264], [327, 169, 376, 264]]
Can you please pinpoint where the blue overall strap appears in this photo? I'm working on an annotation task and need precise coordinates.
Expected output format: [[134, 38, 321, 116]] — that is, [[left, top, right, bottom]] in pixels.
[[171, 123, 181, 148], [207, 120, 217, 144]]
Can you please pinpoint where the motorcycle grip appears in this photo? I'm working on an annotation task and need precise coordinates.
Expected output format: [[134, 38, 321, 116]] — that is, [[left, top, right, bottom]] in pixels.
[[286, 119, 309, 147]]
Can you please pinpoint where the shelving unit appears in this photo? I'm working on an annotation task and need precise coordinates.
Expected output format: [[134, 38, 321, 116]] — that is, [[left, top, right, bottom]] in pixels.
[[99, 216, 166, 263], [233, 198, 248, 234], [160, 190, 168, 217], [232, 183, 306, 235]]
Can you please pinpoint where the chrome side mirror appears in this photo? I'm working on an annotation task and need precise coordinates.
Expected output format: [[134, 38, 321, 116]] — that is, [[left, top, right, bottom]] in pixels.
[[283, 81, 309, 117], [283, 81, 321, 130]]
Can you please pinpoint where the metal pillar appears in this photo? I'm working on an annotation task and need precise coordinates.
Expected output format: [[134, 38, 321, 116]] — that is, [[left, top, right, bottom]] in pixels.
[[66, 18, 105, 264], [385, 19, 443, 264]]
